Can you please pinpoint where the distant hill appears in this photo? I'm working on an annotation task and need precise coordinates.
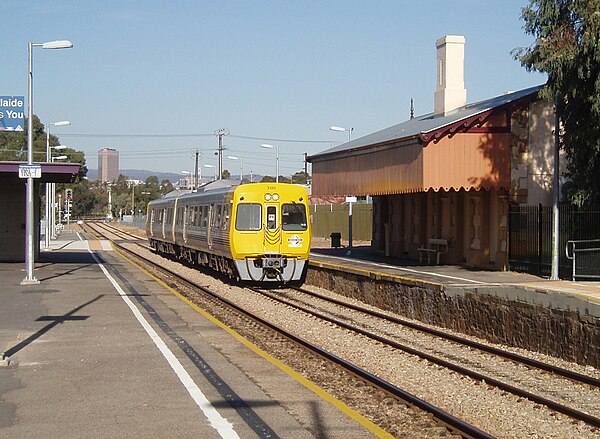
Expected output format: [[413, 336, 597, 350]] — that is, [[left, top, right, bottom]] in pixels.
[[86, 169, 264, 183], [86, 169, 187, 182]]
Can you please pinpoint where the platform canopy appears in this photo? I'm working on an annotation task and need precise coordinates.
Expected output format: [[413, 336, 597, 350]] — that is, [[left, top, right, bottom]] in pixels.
[[308, 85, 543, 197], [0, 161, 81, 183]]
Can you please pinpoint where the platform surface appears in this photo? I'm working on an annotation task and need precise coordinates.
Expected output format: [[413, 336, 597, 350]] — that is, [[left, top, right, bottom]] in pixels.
[[1, 232, 380, 439]]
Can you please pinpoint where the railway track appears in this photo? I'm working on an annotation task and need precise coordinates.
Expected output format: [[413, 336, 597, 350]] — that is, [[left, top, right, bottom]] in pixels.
[[83, 221, 491, 438], [252, 286, 600, 428], [83, 221, 600, 437]]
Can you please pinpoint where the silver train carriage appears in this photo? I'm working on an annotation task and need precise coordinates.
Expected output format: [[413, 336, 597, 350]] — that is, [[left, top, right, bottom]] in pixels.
[[146, 181, 311, 283]]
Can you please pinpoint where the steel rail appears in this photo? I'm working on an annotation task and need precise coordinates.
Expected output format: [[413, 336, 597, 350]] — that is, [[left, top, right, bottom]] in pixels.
[[293, 287, 600, 388], [254, 287, 600, 428]]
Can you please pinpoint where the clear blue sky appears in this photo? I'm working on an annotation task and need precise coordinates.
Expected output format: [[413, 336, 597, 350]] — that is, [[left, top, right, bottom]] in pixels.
[[3, 0, 544, 179]]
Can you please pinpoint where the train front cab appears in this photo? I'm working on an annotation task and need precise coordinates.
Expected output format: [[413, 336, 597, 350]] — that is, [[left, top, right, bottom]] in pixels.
[[230, 183, 310, 283]]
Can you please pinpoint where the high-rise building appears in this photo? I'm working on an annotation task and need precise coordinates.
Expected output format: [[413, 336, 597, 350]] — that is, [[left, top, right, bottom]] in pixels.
[[98, 148, 119, 183]]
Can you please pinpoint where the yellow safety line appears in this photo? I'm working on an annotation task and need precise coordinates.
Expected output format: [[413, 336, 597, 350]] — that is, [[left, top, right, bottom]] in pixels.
[[312, 257, 442, 287], [112, 245, 394, 439], [520, 283, 600, 303]]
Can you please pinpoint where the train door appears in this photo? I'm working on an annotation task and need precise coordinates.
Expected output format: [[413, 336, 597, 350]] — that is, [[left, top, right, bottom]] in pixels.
[[264, 204, 281, 253], [182, 205, 189, 243], [207, 204, 213, 249], [149, 209, 155, 237]]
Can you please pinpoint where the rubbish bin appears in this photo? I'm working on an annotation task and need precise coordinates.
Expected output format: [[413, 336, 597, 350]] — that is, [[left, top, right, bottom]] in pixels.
[[330, 232, 341, 248]]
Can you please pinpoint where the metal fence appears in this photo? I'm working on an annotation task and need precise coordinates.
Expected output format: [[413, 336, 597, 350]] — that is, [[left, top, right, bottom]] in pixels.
[[508, 203, 600, 279], [309, 203, 372, 242], [566, 239, 600, 280], [120, 215, 147, 230]]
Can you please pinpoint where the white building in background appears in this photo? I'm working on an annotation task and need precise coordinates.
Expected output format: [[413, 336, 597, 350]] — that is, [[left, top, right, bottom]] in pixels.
[[98, 148, 119, 183]]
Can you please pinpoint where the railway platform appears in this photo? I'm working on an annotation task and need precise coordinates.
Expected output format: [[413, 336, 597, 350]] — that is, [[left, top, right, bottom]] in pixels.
[[308, 242, 600, 369], [309, 243, 600, 317], [0, 231, 381, 439]]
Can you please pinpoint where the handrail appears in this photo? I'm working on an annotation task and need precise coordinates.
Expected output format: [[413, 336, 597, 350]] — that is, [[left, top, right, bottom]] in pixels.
[[565, 239, 600, 280]]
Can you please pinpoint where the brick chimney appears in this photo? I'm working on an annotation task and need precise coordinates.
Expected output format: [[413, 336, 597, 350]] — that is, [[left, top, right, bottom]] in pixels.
[[434, 35, 467, 116]]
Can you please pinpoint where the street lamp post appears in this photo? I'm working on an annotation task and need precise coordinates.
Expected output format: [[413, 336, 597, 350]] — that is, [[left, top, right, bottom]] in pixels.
[[131, 183, 136, 215], [330, 125, 354, 142], [260, 144, 279, 183], [22, 39, 73, 285], [227, 155, 243, 182], [48, 149, 67, 240], [44, 121, 70, 249]]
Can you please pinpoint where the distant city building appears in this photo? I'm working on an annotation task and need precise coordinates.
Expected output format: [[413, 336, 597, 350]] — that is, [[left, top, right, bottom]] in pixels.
[[98, 148, 119, 183]]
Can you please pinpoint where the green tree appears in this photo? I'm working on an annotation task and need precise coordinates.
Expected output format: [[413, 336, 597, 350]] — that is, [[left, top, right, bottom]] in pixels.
[[0, 114, 44, 161], [160, 179, 174, 195], [221, 169, 231, 180], [260, 175, 276, 183], [0, 114, 88, 180], [145, 175, 159, 187], [291, 171, 310, 184], [514, 0, 600, 205]]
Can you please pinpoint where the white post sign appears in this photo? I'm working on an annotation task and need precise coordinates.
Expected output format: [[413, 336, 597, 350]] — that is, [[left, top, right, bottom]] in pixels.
[[18, 164, 42, 179]]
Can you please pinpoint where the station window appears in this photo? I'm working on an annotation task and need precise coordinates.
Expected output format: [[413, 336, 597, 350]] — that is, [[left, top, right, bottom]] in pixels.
[[235, 203, 262, 231], [282, 203, 307, 231]]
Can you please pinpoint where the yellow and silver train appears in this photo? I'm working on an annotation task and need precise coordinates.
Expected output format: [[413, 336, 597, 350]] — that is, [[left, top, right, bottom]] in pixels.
[[146, 181, 311, 284]]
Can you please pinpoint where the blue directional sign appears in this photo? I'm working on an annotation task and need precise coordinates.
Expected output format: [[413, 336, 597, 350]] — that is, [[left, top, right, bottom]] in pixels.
[[0, 96, 25, 131]]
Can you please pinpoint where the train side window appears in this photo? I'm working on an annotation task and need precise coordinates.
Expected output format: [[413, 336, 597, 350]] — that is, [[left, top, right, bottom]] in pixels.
[[282, 203, 307, 231], [195, 206, 199, 226], [235, 203, 261, 231], [201, 206, 208, 228], [188, 207, 194, 226], [212, 204, 223, 229], [266, 205, 277, 230], [222, 205, 230, 230]]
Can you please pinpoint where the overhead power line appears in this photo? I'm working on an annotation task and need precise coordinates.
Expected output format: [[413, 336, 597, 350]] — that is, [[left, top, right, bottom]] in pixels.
[[59, 132, 334, 144]]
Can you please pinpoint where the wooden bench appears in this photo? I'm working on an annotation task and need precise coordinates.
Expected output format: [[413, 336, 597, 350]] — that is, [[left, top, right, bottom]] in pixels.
[[418, 238, 448, 265]]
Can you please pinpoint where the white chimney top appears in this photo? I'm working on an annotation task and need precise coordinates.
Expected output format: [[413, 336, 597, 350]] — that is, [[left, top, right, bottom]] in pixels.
[[434, 35, 467, 116]]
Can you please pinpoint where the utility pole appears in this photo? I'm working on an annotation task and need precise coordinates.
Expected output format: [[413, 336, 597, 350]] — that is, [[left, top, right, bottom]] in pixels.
[[194, 149, 200, 189], [304, 152, 308, 177], [214, 129, 229, 180]]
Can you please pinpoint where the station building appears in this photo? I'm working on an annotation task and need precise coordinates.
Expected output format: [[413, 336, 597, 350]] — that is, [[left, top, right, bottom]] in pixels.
[[308, 35, 560, 270], [0, 161, 81, 261]]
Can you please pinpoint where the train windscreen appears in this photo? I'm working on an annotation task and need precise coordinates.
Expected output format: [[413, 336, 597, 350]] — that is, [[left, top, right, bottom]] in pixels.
[[235, 203, 262, 231], [281, 203, 307, 231]]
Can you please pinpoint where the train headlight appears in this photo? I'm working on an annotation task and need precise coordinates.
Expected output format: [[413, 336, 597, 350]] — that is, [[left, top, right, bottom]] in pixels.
[[272, 193, 279, 201], [265, 194, 272, 201]]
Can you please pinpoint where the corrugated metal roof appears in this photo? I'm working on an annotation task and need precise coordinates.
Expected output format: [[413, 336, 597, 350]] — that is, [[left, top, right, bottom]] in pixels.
[[308, 84, 543, 160]]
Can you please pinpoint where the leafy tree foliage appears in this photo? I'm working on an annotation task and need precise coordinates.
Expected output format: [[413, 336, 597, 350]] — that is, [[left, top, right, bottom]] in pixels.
[[260, 175, 276, 183], [291, 171, 309, 184], [514, 0, 600, 205], [160, 179, 174, 194], [0, 114, 88, 180]]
